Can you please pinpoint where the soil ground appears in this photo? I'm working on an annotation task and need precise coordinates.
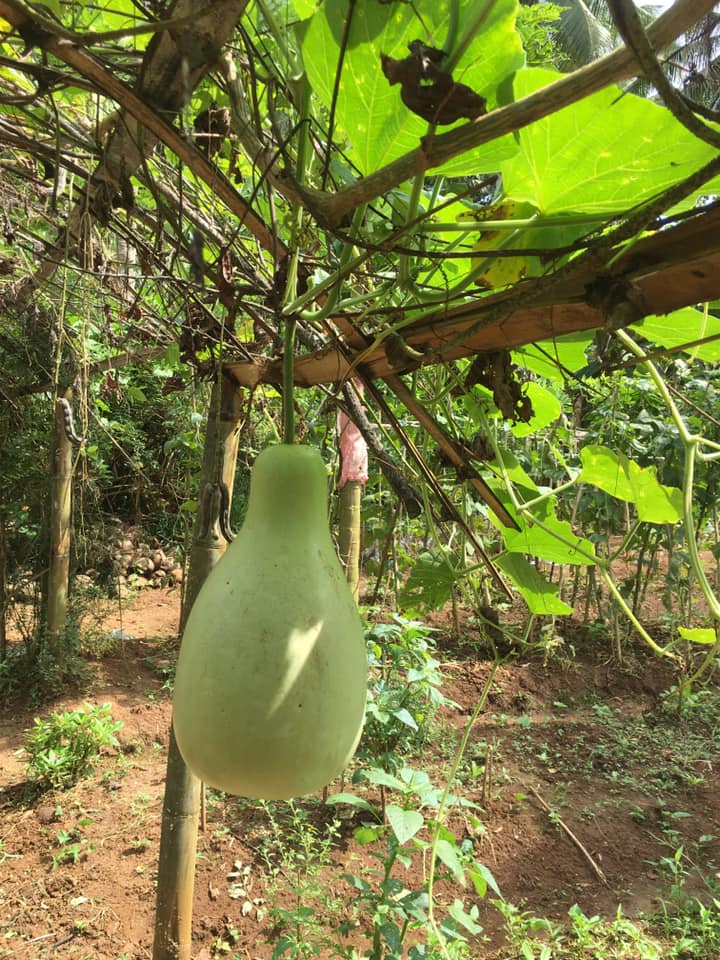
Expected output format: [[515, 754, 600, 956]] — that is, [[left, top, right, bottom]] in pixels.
[[1, 588, 719, 960]]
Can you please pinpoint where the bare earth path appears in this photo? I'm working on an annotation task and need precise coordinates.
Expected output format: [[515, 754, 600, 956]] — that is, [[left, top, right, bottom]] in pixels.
[[1, 588, 718, 958]]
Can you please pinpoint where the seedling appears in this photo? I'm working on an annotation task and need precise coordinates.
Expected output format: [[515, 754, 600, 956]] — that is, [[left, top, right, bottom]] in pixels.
[[51, 828, 95, 869], [129, 837, 152, 853]]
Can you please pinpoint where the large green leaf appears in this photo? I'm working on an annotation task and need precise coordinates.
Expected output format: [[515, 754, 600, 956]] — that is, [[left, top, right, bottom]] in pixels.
[[486, 469, 597, 565], [292, 0, 318, 19], [637, 309, 720, 363], [502, 68, 720, 214], [302, 0, 523, 176], [578, 445, 683, 523], [677, 627, 717, 646], [386, 805, 424, 845], [497, 553, 573, 614], [399, 548, 459, 612], [510, 381, 561, 437], [514, 332, 592, 380], [503, 499, 596, 565]]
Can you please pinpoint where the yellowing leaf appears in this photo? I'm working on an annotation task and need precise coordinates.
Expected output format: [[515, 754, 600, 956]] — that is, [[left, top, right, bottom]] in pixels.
[[475, 255, 527, 291]]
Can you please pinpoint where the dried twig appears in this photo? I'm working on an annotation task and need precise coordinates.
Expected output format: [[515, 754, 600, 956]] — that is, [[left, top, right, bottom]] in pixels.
[[529, 785, 608, 885]]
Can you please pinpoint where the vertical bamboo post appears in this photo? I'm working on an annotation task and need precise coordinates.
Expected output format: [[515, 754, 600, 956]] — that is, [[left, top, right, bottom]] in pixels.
[[339, 480, 363, 603], [153, 373, 243, 960], [46, 388, 74, 644]]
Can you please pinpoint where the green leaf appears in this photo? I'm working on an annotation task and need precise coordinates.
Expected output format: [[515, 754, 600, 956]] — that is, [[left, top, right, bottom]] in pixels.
[[303, 0, 523, 176], [637, 308, 720, 363], [353, 826, 382, 845], [578, 445, 683, 523], [344, 871, 373, 891], [292, 0, 318, 19], [502, 498, 596, 566], [397, 889, 428, 921], [485, 449, 540, 501], [496, 553, 573, 614], [392, 707, 418, 731], [363, 768, 404, 790], [448, 899, 483, 935], [510, 382, 561, 437], [386, 805, 424, 845], [399, 548, 458, 612], [126, 385, 147, 402], [41, 0, 62, 18], [468, 862, 502, 899], [378, 921, 402, 954], [580, 445, 634, 499], [325, 792, 376, 812], [164, 341, 181, 368], [514, 333, 592, 380], [677, 627, 717, 646], [502, 68, 720, 214], [435, 839, 465, 885]]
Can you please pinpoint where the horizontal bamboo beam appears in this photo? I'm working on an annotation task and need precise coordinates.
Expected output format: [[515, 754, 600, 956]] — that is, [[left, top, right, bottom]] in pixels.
[[225, 204, 720, 388]]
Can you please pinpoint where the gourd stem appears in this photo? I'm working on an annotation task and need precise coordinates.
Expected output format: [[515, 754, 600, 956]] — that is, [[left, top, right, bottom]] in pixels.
[[443, 0, 495, 75], [283, 316, 296, 444], [444, 0, 460, 57]]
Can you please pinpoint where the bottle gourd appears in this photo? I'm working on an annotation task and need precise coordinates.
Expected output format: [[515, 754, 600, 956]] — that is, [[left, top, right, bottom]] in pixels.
[[172, 444, 367, 799]]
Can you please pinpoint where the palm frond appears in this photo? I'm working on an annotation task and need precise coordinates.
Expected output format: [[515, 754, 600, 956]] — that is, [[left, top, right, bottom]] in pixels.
[[555, 0, 616, 66]]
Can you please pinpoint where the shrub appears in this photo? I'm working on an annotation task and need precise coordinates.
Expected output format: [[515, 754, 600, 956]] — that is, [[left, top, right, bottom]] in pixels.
[[360, 613, 455, 773], [22, 702, 123, 789]]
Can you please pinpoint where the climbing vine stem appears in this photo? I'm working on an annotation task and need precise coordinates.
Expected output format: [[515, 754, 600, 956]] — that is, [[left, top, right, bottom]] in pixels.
[[616, 328, 720, 621]]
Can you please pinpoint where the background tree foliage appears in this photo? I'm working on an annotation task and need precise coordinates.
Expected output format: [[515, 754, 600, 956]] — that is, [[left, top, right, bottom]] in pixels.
[[0, 0, 719, 674]]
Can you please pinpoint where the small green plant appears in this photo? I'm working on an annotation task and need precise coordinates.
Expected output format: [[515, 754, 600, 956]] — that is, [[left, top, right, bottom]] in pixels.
[[0, 621, 93, 705], [128, 837, 152, 853], [22, 702, 123, 789], [643, 828, 720, 958], [495, 900, 663, 958], [258, 800, 342, 959], [50, 825, 95, 869], [212, 921, 240, 956], [328, 766, 494, 960], [653, 894, 720, 959], [0, 838, 20, 865], [361, 613, 455, 774]]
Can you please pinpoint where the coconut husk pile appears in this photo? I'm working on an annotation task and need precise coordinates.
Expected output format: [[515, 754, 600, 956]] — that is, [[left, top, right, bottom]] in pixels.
[[106, 534, 184, 598]]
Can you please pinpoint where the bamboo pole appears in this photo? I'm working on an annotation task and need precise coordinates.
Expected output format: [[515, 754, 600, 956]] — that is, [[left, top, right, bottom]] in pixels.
[[45, 388, 74, 644], [153, 372, 244, 960], [339, 480, 362, 603]]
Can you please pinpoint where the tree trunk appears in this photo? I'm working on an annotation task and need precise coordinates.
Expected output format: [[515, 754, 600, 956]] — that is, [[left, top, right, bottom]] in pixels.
[[153, 373, 244, 960], [339, 480, 363, 603], [46, 388, 73, 644]]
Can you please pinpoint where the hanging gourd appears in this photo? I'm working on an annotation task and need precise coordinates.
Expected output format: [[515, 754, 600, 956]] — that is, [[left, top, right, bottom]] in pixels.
[[172, 442, 368, 799]]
